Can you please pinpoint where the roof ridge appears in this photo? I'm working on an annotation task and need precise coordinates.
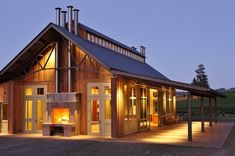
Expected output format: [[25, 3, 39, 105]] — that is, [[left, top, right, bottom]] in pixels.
[[78, 22, 145, 57]]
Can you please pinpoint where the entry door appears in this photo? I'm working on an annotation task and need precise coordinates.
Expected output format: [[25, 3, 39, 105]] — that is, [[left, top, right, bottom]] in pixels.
[[88, 97, 111, 136], [87, 83, 111, 136], [140, 98, 148, 131], [24, 85, 46, 133], [0, 103, 8, 133], [24, 98, 45, 133]]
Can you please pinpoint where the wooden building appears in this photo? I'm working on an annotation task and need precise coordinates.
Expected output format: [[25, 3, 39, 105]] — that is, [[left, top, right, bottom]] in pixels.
[[0, 6, 225, 140]]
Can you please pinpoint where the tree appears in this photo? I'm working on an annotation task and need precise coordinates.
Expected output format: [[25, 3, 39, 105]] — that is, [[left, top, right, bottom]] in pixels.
[[191, 64, 210, 88]]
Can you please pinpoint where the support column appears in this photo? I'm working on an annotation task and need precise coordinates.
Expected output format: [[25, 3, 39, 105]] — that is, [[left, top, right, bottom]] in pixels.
[[209, 97, 212, 127], [187, 92, 192, 142], [111, 76, 118, 138], [200, 96, 205, 132], [214, 97, 218, 123]]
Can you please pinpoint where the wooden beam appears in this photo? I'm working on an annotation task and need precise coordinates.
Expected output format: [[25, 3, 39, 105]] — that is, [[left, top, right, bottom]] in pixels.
[[209, 97, 212, 127], [200, 96, 205, 132], [214, 97, 218, 123], [187, 92, 192, 142], [111, 76, 118, 138]]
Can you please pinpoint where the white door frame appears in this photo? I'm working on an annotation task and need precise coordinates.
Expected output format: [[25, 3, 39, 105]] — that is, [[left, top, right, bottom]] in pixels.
[[23, 85, 47, 133], [87, 83, 111, 136]]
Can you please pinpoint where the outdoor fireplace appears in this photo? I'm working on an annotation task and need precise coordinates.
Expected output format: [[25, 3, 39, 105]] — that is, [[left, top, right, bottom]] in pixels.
[[52, 108, 70, 124], [43, 92, 81, 137]]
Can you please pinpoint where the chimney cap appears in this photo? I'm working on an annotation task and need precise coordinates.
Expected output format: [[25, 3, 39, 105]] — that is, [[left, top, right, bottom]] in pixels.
[[73, 9, 80, 12], [67, 5, 74, 8], [61, 10, 67, 13], [55, 7, 62, 10], [140, 45, 145, 48]]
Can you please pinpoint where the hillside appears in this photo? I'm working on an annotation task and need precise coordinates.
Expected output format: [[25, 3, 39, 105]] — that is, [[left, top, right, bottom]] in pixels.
[[176, 91, 235, 117]]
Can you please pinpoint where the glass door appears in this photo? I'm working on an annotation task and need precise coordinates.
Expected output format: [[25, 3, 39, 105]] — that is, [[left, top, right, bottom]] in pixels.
[[87, 83, 111, 136], [24, 85, 46, 133], [35, 99, 45, 132], [89, 99, 100, 135], [24, 99, 33, 132], [101, 98, 111, 136], [0, 103, 8, 133], [139, 88, 149, 131]]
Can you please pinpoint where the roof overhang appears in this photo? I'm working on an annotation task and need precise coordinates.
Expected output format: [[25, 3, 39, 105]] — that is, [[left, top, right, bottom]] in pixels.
[[112, 70, 226, 98]]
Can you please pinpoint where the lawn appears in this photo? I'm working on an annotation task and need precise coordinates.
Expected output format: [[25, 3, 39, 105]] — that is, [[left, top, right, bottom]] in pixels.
[[176, 91, 235, 117]]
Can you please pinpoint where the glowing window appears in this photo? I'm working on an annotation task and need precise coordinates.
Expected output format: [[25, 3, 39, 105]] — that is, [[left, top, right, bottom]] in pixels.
[[104, 86, 111, 95], [91, 86, 99, 94], [25, 88, 33, 96], [25, 100, 32, 119], [105, 100, 111, 119]]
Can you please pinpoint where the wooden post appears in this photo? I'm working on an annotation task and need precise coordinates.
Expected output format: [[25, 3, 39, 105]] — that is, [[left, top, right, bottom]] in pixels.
[[209, 97, 212, 127], [200, 96, 205, 132], [214, 97, 218, 123], [111, 76, 118, 138], [187, 92, 192, 142]]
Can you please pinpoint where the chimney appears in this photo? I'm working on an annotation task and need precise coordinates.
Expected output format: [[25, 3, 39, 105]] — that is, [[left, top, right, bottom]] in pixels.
[[55, 7, 61, 26], [140, 46, 146, 56], [73, 9, 79, 35], [61, 11, 67, 28], [131, 46, 137, 51], [67, 6, 73, 92], [67, 6, 73, 33]]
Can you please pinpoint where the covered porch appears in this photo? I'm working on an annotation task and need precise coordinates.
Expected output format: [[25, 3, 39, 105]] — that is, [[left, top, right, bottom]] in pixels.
[[114, 122, 233, 148]]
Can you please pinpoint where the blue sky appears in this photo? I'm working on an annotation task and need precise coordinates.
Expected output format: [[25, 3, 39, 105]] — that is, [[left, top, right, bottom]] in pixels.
[[0, 0, 234, 89]]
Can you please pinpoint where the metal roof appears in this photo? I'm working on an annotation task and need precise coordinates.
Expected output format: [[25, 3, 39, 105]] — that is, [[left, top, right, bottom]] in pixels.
[[79, 23, 145, 58], [52, 23, 168, 80], [0, 22, 225, 98]]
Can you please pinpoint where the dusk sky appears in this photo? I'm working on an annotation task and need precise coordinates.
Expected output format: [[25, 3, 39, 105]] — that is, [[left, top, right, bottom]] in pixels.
[[0, 0, 234, 89]]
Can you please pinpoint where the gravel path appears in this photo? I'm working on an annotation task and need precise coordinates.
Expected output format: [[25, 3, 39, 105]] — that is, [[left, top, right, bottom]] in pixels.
[[0, 124, 234, 156]]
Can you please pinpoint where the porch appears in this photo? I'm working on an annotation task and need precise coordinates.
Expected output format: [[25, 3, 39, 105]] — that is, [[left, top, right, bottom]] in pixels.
[[119, 121, 233, 148]]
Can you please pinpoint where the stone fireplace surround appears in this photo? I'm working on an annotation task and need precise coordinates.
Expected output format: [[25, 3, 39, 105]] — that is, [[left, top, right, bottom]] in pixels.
[[43, 92, 81, 137]]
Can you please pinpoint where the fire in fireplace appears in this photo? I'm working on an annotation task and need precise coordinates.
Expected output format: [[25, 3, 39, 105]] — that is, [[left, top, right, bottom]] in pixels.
[[52, 108, 70, 124]]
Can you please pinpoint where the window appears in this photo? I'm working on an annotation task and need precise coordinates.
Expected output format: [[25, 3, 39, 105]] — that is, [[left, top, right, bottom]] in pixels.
[[153, 91, 158, 114], [91, 86, 99, 94], [87, 33, 91, 41], [25, 88, 33, 96], [91, 35, 94, 42], [105, 100, 111, 119], [98, 38, 102, 45], [126, 86, 137, 119], [37, 88, 44, 95], [104, 86, 111, 95], [2, 104, 8, 120]]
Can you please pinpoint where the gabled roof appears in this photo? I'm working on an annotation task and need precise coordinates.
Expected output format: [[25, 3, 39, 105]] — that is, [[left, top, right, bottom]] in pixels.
[[0, 23, 168, 82], [0, 22, 225, 98], [51, 23, 168, 80]]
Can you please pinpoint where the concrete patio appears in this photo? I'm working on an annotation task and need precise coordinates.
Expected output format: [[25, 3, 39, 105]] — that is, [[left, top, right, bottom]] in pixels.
[[118, 122, 233, 148], [4, 122, 233, 149]]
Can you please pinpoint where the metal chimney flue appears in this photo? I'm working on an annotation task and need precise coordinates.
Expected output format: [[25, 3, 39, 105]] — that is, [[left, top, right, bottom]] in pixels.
[[55, 7, 61, 26], [73, 9, 79, 35], [67, 6, 73, 33], [61, 11, 67, 28], [140, 46, 146, 56]]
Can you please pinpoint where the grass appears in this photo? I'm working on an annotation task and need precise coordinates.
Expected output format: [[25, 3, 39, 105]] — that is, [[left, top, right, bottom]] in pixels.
[[176, 91, 235, 117]]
